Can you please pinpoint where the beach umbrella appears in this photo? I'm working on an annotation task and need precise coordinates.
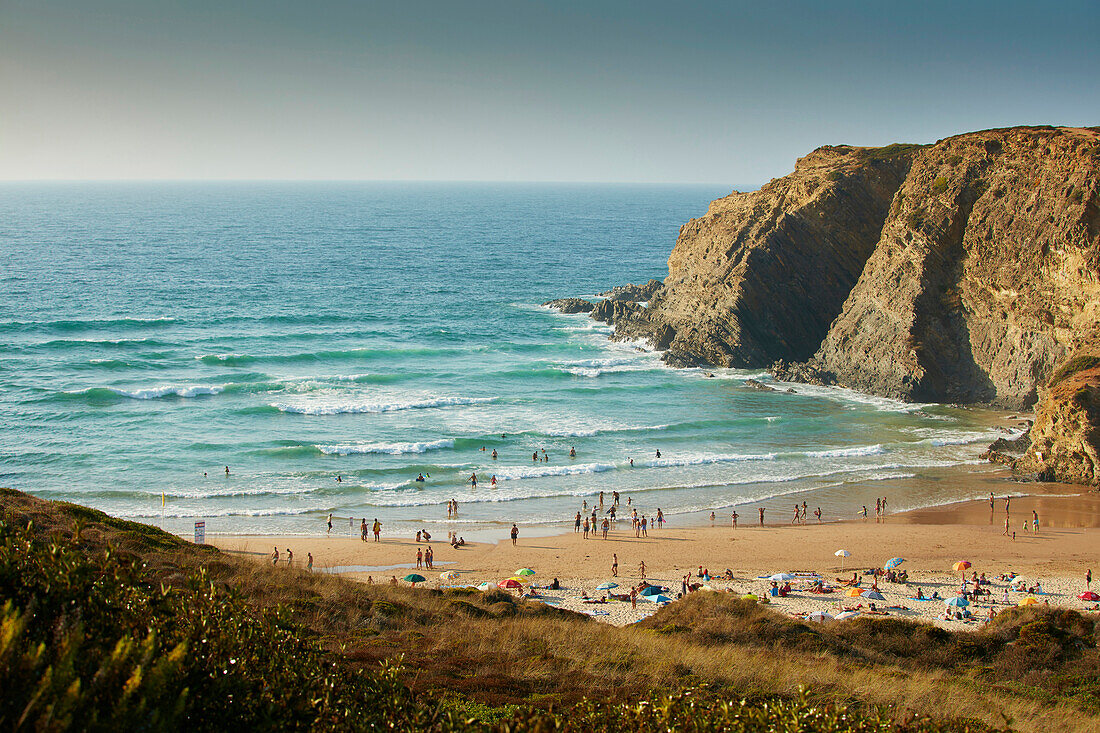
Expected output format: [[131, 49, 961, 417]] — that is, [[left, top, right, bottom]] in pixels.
[[740, 593, 759, 601], [952, 560, 972, 577], [862, 590, 885, 601], [403, 573, 426, 584], [945, 596, 969, 607], [639, 586, 662, 596], [498, 578, 523, 590], [768, 573, 797, 582], [508, 575, 531, 584], [844, 588, 865, 597], [883, 557, 905, 570], [806, 610, 833, 622], [834, 610, 860, 621], [1018, 597, 1039, 606], [596, 582, 619, 590], [515, 568, 536, 576], [440, 571, 459, 581], [646, 594, 673, 603], [476, 581, 493, 591], [835, 549, 850, 568], [1078, 591, 1100, 601]]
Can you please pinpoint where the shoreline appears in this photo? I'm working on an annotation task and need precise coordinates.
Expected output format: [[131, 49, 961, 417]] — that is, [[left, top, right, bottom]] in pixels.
[[211, 483, 1100, 628]]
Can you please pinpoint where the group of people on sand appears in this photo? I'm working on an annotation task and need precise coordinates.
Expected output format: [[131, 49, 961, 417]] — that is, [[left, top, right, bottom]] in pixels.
[[415, 545, 435, 569], [270, 546, 314, 572], [357, 517, 382, 542]]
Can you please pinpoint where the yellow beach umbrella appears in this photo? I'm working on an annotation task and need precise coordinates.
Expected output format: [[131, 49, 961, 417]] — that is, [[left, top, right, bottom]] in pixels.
[[508, 576, 531, 584], [844, 588, 865, 597], [741, 593, 759, 601], [1018, 597, 1040, 606]]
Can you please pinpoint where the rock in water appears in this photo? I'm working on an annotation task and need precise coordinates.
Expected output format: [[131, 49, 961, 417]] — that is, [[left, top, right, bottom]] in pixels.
[[596, 279, 664, 302], [743, 379, 775, 392], [543, 297, 594, 314]]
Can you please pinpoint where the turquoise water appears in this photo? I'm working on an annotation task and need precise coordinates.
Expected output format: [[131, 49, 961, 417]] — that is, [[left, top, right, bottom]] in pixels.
[[0, 183, 1015, 538]]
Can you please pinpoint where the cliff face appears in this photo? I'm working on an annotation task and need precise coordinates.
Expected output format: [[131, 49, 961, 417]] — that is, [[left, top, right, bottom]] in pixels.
[[614, 146, 911, 367], [599, 126, 1100, 411], [817, 127, 1100, 407], [1014, 362, 1100, 486]]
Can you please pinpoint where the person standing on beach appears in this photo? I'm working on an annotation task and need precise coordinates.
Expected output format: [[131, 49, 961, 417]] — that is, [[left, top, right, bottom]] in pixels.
[[510, 523, 519, 546], [1032, 510, 1040, 533], [792, 505, 800, 524], [1087, 569, 1092, 590], [731, 511, 738, 528], [639, 561, 646, 580], [327, 513, 333, 533], [860, 505, 868, 520], [1003, 515, 1011, 536], [373, 519, 381, 541], [582, 517, 589, 538], [307, 552, 313, 572], [758, 507, 765, 526], [416, 548, 423, 569], [599, 491, 604, 509], [575, 512, 582, 532], [814, 507, 821, 522], [271, 546, 279, 566], [425, 546, 433, 569], [630, 587, 637, 609], [1005, 496, 1011, 513], [612, 553, 618, 577], [989, 493, 995, 512], [640, 516, 648, 537], [602, 518, 609, 539], [286, 548, 293, 567], [656, 508, 664, 528]]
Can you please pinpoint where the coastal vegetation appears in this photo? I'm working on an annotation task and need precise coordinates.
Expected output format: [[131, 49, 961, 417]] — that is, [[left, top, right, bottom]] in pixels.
[[3, 489, 1099, 731]]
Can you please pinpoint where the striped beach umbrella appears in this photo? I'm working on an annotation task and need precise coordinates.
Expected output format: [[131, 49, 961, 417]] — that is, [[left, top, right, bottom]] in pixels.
[[440, 571, 459, 581], [945, 596, 969, 607]]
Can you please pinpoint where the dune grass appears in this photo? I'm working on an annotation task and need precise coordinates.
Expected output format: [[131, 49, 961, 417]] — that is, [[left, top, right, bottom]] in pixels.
[[3, 489, 1098, 731]]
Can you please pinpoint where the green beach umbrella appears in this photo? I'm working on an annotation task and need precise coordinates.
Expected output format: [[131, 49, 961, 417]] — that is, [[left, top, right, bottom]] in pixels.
[[403, 573, 426, 584], [515, 568, 536, 576]]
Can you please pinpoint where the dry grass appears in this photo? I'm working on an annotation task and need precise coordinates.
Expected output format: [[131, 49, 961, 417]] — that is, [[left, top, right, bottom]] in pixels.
[[4, 489, 1099, 732]]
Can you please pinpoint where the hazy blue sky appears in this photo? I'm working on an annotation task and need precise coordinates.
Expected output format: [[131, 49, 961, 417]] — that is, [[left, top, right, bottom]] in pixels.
[[2, 1, 1097, 183]]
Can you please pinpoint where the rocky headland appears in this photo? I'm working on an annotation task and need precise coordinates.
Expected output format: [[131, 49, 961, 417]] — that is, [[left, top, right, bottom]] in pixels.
[[547, 126, 1100, 485]]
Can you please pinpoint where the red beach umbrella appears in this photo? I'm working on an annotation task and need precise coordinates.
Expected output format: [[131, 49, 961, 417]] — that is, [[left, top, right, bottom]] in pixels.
[[498, 578, 523, 590], [1078, 591, 1100, 601]]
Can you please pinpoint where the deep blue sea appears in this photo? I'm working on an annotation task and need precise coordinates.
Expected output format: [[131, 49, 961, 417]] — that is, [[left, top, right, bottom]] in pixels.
[[0, 183, 1018, 539]]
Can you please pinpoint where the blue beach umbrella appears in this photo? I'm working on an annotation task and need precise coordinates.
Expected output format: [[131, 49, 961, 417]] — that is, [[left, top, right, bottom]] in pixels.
[[645, 594, 673, 603], [639, 586, 662, 596], [945, 596, 970, 607], [862, 590, 885, 601], [596, 582, 619, 590], [884, 557, 905, 570]]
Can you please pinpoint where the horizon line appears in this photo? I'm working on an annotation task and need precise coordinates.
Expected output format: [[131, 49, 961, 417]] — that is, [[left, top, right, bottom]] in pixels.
[[0, 178, 758, 188]]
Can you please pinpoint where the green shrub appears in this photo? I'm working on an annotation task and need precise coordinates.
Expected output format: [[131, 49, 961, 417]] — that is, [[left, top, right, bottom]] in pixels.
[[1049, 355, 1100, 387], [932, 176, 949, 194]]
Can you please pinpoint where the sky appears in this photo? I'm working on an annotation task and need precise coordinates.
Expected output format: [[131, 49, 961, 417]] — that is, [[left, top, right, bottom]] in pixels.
[[1, 1, 1097, 183]]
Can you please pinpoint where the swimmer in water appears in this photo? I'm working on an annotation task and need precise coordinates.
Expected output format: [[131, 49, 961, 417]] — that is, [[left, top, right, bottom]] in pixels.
[[490, 475, 497, 486], [491, 449, 498, 459], [415, 473, 425, 482], [469, 472, 478, 486], [569, 446, 576, 458]]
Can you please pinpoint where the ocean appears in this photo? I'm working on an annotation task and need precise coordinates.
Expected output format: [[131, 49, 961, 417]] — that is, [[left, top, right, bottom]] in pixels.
[[0, 182, 1019, 539]]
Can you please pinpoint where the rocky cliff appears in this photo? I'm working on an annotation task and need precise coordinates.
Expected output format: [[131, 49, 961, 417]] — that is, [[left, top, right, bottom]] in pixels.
[[562, 126, 1099, 410], [548, 126, 1100, 484]]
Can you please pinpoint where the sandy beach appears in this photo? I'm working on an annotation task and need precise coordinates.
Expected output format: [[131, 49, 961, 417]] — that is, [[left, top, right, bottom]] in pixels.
[[212, 485, 1100, 629]]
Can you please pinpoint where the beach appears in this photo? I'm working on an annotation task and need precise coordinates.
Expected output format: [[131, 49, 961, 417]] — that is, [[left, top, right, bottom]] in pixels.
[[213, 485, 1100, 628]]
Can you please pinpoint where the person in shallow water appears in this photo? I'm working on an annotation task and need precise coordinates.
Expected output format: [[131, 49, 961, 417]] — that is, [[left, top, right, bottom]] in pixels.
[[469, 472, 477, 486], [415, 473, 425, 482]]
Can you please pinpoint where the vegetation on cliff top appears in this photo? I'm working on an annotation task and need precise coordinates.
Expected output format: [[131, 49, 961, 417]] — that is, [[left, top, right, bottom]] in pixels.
[[3, 490, 1099, 731]]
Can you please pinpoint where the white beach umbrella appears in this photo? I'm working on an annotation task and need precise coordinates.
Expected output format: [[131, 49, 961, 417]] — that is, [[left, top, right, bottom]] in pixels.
[[834, 610, 860, 621], [835, 549, 851, 568], [768, 573, 797, 583], [806, 610, 833, 622]]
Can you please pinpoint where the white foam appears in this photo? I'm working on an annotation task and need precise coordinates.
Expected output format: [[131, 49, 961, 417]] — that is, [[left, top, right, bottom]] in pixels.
[[803, 444, 885, 458], [124, 506, 326, 518], [781, 382, 933, 412], [112, 384, 225, 399], [644, 452, 777, 468], [271, 395, 497, 415], [491, 462, 617, 480], [317, 439, 455, 455]]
